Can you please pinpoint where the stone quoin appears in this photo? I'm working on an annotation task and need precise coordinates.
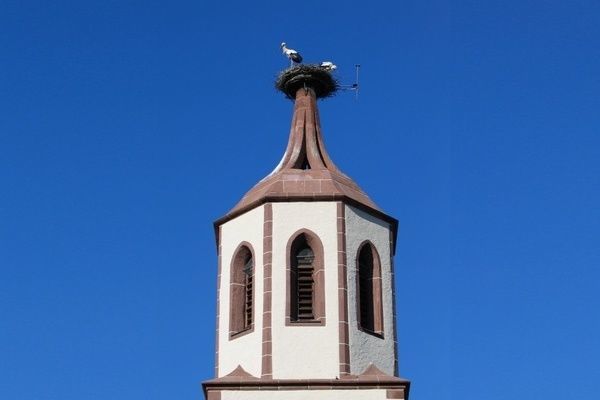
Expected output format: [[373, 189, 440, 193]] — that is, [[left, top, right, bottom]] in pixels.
[[203, 65, 410, 400]]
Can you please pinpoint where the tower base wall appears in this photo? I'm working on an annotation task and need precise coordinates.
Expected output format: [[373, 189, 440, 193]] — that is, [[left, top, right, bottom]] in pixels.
[[207, 388, 405, 400]]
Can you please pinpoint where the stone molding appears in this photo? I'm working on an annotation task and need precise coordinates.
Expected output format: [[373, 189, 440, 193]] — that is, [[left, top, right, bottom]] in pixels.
[[284, 228, 326, 326], [203, 364, 410, 399], [261, 204, 273, 378], [336, 202, 350, 375], [355, 240, 385, 339]]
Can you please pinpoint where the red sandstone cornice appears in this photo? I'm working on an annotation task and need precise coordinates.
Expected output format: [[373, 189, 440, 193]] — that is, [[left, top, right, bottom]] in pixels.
[[203, 364, 410, 398]]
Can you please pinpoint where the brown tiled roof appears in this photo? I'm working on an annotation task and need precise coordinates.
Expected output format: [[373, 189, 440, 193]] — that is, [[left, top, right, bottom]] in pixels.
[[217, 86, 387, 224]]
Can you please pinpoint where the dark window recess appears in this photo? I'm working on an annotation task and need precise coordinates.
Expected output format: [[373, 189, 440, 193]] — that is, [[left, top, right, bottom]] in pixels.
[[301, 158, 310, 170], [243, 258, 253, 327], [230, 245, 254, 337], [358, 248, 374, 331], [292, 246, 315, 321], [357, 244, 383, 336]]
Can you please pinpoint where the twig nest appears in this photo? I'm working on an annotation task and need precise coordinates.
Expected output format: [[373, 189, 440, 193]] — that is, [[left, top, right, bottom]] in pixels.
[[276, 65, 338, 100]]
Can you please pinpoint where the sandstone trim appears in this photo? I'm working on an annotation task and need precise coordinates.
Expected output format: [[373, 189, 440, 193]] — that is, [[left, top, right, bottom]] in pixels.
[[261, 204, 273, 378]]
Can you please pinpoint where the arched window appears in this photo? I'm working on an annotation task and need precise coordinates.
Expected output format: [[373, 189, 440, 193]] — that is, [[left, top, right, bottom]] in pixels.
[[287, 231, 325, 324], [230, 244, 254, 337], [357, 242, 383, 336]]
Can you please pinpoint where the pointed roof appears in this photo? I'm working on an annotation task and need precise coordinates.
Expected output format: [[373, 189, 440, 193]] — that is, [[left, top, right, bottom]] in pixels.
[[215, 68, 397, 241]]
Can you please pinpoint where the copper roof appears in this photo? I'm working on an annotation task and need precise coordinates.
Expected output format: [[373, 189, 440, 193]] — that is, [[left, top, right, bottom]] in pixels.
[[216, 85, 393, 227]]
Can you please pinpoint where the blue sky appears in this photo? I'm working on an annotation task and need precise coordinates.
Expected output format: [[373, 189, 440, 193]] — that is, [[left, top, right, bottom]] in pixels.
[[1, 1, 599, 399]]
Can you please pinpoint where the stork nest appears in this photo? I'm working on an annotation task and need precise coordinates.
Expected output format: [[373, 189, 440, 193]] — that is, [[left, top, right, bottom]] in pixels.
[[275, 65, 338, 100]]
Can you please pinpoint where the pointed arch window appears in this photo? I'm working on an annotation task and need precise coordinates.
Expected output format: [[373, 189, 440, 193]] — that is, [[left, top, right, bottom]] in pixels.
[[230, 244, 254, 338], [287, 231, 325, 325], [357, 242, 384, 337]]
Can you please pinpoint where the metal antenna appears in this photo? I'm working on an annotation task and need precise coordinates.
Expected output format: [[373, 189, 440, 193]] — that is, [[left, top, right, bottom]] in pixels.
[[354, 64, 360, 100], [338, 63, 361, 100]]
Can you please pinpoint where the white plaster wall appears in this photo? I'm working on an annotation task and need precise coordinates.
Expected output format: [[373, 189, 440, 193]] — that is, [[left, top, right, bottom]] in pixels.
[[345, 205, 396, 376], [221, 389, 388, 400], [218, 205, 264, 378], [271, 202, 340, 379]]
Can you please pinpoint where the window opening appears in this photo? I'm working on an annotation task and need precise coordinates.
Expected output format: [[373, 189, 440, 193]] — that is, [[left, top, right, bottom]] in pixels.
[[230, 245, 254, 338], [294, 247, 314, 320], [358, 247, 374, 331], [357, 243, 383, 336], [243, 257, 253, 328]]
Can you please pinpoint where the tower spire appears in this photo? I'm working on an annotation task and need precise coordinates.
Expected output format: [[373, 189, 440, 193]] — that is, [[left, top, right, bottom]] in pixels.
[[272, 86, 337, 172], [218, 66, 385, 225]]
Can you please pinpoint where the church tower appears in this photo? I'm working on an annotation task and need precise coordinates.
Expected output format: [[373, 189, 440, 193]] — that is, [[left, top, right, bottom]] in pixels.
[[203, 66, 410, 399]]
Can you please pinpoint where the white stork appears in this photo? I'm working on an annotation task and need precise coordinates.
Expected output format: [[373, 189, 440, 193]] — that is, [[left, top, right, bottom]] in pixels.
[[320, 61, 337, 71], [281, 42, 303, 66]]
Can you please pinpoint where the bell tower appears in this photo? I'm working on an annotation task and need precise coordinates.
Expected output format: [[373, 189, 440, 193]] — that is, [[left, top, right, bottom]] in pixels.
[[203, 66, 410, 399]]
